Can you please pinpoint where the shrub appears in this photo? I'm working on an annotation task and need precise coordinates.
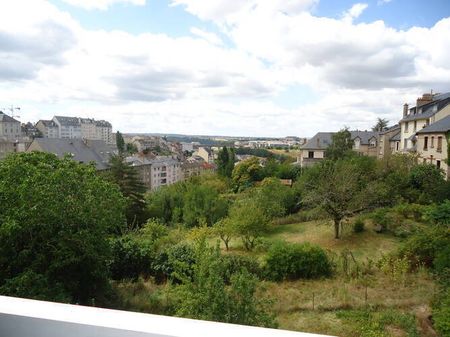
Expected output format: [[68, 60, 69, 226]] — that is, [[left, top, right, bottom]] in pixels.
[[433, 288, 450, 337], [353, 218, 365, 233], [425, 200, 450, 225], [109, 235, 153, 281], [370, 208, 391, 233], [264, 241, 332, 281], [166, 243, 196, 283], [392, 203, 426, 221], [221, 254, 263, 283]]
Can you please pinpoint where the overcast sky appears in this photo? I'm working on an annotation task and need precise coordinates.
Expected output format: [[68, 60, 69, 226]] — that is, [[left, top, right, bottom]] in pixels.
[[1, 0, 449, 137]]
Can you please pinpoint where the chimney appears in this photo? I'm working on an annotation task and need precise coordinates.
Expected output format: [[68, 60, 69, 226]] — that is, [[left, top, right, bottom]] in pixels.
[[403, 103, 409, 117], [416, 93, 433, 108]]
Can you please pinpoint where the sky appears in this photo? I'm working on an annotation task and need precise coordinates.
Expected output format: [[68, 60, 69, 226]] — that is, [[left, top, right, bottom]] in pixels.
[[0, 0, 449, 137]]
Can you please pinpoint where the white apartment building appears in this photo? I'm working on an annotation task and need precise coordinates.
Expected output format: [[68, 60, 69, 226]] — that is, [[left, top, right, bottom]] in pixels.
[[36, 116, 113, 144]]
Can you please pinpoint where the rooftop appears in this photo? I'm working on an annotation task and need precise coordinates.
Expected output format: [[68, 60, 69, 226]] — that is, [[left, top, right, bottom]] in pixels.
[[0, 111, 20, 123], [416, 115, 450, 134]]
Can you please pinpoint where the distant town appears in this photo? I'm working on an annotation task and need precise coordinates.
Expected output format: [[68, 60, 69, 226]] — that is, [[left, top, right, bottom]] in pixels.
[[1, 91, 449, 189]]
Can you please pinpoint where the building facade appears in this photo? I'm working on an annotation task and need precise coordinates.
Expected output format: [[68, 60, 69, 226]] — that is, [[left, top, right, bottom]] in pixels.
[[0, 111, 21, 141], [36, 120, 59, 138]]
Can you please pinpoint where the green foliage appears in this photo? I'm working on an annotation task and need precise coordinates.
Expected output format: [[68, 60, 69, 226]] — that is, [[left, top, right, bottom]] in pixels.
[[265, 241, 332, 281], [298, 157, 380, 238], [228, 199, 270, 251], [0, 152, 126, 303], [116, 131, 125, 153], [433, 288, 450, 337], [109, 235, 153, 281], [146, 183, 185, 225], [212, 218, 235, 250], [425, 200, 450, 225], [372, 118, 389, 132], [353, 218, 365, 233], [409, 164, 447, 204], [171, 239, 276, 327], [182, 184, 228, 227], [325, 128, 354, 160], [232, 157, 264, 191], [399, 226, 450, 269], [221, 254, 263, 282], [252, 178, 298, 218], [216, 146, 236, 178], [234, 147, 289, 162], [107, 154, 148, 227], [336, 310, 419, 337]]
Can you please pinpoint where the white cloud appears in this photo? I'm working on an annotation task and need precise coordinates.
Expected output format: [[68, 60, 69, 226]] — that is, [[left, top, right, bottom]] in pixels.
[[61, 0, 146, 10], [342, 3, 369, 23], [0, 1, 449, 137]]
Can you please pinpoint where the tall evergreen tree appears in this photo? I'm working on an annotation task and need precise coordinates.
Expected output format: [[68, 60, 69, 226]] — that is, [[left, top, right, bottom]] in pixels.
[[116, 131, 125, 154], [216, 146, 235, 177], [372, 118, 389, 132], [107, 155, 147, 228]]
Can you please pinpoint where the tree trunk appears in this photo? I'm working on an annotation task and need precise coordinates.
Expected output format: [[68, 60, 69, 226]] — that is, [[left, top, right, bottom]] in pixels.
[[334, 219, 340, 239]]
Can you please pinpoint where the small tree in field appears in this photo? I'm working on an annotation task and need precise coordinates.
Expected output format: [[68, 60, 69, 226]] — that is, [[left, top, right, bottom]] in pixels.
[[213, 218, 235, 251], [299, 158, 379, 239], [229, 199, 269, 250]]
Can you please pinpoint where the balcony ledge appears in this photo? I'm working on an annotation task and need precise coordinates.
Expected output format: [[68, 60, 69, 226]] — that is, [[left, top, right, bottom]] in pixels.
[[0, 295, 334, 337]]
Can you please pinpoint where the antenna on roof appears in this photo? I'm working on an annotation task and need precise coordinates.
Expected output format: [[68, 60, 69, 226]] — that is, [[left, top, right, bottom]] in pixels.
[[3, 105, 21, 119]]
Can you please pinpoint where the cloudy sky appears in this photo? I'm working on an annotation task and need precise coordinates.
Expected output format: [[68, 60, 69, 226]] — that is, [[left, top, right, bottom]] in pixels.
[[1, 0, 449, 137]]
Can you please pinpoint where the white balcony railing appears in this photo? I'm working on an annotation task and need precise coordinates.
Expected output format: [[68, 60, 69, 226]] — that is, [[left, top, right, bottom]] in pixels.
[[0, 295, 334, 337]]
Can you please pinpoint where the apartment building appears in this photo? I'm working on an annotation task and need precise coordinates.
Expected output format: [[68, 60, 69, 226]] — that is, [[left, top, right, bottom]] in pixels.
[[416, 115, 450, 179], [377, 125, 401, 159], [36, 116, 113, 144], [0, 111, 21, 141], [126, 156, 182, 191], [36, 120, 59, 138], [399, 92, 450, 152], [298, 131, 379, 167]]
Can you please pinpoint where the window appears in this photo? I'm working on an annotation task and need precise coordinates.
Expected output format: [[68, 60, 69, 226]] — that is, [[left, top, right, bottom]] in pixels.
[[413, 121, 417, 132], [404, 138, 408, 149], [424, 137, 428, 150], [431, 136, 434, 148], [437, 160, 441, 169], [308, 151, 314, 159], [396, 142, 399, 151], [437, 137, 443, 152], [405, 122, 409, 132]]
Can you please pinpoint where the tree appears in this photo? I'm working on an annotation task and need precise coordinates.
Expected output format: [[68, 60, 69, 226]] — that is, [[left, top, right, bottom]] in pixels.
[[298, 158, 379, 239], [172, 238, 276, 327], [216, 146, 236, 178], [0, 152, 126, 303], [325, 128, 354, 160], [372, 118, 389, 132], [253, 178, 298, 218], [232, 157, 264, 192], [182, 184, 228, 227], [107, 154, 148, 228], [228, 199, 269, 250], [116, 131, 125, 154], [213, 218, 235, 251]]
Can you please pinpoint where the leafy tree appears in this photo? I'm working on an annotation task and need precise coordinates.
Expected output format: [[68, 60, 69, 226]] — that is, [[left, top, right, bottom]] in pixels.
[[325, 128, 354, 160], [372, 117, 389, 132], [116, 131, 125, 154], [232, 157, 264, 192], [172, 238, 276, 327], [253, 178, 298, 218], [126, 142, 138, 154], [146, 183, 185, 225], [0, 152, 126, 303], [228, 199, 269, 250], [213, 218, 235, 251], [107, 155, 148, 228], [408, 163, 447, 204], [298, 158, 380, 239], [182, 184, 228, 227]]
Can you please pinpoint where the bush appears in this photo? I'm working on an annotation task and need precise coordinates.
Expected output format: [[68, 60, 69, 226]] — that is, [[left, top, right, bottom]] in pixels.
[[109, 235, 153, 281], [425, 200, 450, 225], [221, 254, 263, 283], [398, 226, 450, 269], [433, 288, 450, 337], [264, 241, 332, 281], [353, 218, 365, 233], [391, 203, 426, 221]]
